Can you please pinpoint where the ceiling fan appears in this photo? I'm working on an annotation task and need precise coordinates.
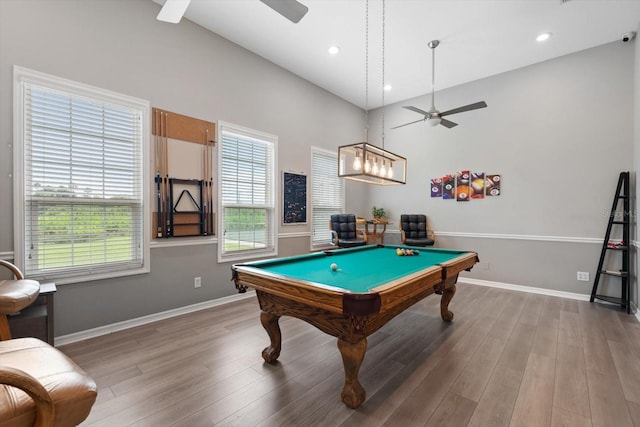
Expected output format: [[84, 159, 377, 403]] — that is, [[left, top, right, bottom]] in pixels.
[[392, 40, 487, 129], [157, 0, 308, 24]]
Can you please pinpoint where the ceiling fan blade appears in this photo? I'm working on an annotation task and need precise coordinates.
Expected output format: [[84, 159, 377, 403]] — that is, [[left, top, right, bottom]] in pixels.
[[260, 0, 309, 23], [391, 119, 426, 129], [157, 0, 191, 23], [403, 105, 431, 117], [440, 118, 458, 128], [439, 101, 487, 117]]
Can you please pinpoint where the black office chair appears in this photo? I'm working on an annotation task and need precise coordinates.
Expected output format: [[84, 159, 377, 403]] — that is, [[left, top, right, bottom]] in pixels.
[[400, 214, 435, 247], [330, 214, 367, 248]]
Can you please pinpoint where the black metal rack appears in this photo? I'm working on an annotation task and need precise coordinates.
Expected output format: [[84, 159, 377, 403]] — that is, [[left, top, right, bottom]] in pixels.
[[590, 171, 632, 313]]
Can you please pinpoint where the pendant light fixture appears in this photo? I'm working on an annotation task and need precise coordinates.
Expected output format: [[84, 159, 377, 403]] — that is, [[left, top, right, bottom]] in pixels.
[[338, 0, 406, 185]]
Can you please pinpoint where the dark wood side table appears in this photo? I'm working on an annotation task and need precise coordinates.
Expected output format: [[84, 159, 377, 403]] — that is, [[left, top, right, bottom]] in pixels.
[[8, 282, 56, 345]]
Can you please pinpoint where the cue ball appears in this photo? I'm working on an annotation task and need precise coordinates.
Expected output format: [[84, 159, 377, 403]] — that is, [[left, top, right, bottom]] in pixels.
[[330, 263, 338, 271]]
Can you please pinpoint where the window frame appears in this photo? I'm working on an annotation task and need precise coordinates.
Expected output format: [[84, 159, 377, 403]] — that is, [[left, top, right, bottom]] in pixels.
[[310, 146, 345, 251], [13, 66, 150, 284], [217, 121, 278, 263]]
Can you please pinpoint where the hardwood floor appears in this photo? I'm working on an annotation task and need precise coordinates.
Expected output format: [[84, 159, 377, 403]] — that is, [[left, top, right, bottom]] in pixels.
[[60, 283, 640, 427]]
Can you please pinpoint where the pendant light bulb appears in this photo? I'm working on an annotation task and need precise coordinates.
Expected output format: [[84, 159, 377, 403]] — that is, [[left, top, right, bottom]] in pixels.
[[353, 151, 362, 171], [387, 162, 394, 178], [364, 156, 371, 173]]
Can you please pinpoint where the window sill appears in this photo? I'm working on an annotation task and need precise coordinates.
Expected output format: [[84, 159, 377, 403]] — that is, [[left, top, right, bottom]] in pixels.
[[218, 248, 278, 264], [45, 265, 151, 286], [150, 237, 217, 249]]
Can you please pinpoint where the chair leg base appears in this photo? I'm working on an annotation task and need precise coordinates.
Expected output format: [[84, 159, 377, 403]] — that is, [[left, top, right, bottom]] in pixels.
[[0, 315, 12, 341]]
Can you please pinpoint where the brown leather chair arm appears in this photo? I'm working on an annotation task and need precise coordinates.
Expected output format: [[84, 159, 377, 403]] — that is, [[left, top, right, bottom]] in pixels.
[[0, 260, 25, 280], [0, 366, 55, 427]]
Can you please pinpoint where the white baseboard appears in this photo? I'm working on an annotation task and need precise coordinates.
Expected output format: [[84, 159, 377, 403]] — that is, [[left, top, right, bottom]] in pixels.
[[55, 278, 639, 346], [459, 277, 591, 301], [460, 276, 640, 322], [54, 291, 256, 346]]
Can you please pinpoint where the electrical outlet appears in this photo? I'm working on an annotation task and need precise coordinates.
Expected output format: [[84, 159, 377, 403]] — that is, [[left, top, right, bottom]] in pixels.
[[577, 272, 589, 282], [194, 277, 202, 288]]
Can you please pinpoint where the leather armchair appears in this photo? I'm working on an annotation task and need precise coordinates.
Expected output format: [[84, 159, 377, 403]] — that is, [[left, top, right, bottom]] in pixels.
[[400, 214, 435, 247], [329, 214, 367, 248], [0, 338, 97, 427], [0, 260, 40, 341]]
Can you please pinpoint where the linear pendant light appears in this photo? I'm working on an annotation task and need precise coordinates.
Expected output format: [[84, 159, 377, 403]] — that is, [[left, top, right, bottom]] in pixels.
[[338, 0, 406, 186]]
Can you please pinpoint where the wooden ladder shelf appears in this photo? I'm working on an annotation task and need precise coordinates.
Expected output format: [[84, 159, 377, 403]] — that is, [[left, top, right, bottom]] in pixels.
[[590, 171, 632, 313]]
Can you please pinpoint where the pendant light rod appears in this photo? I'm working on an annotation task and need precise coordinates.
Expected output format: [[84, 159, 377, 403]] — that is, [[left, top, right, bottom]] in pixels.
[[364, 0, 369, 142], [381, 0, 385, 149]]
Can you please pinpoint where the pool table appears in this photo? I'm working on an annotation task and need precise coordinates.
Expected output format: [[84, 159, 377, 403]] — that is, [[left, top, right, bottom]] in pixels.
[[231, 244, 478, 409]]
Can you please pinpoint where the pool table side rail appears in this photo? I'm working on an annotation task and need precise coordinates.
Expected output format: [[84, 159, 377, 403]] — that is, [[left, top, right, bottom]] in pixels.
[[439, 252, 480, 278], [233, 263, 451, 317], [373, 266, 446, 314], [233, 266, 349, 315]]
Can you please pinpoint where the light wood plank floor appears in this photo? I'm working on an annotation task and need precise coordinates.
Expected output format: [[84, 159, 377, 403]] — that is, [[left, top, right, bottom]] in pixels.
[[60, 283, 640, 427]]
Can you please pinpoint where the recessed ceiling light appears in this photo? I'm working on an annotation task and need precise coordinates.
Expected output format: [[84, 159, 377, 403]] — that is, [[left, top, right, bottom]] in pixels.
[[328, 46, 340, 55], [384, 84, 392, 91], [536, 32, 552, 42]]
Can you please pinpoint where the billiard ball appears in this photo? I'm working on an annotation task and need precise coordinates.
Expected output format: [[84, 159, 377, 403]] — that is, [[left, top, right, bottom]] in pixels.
[[330, 263, 338, 271], [457, 185, 470, 200], [471, 178, 484, 193]]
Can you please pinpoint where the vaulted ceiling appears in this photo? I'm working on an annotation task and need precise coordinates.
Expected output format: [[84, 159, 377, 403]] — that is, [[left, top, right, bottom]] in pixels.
[[153, 0, 640, 109]]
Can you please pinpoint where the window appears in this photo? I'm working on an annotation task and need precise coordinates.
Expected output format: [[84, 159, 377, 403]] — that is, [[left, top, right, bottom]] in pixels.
[[311, 147, 344, 248], [218, 121, 277, 262], [13, 66, 150, 283]]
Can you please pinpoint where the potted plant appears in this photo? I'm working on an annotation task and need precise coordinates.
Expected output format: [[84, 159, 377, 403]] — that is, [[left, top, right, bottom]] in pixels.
[[371, 206, 386, 222]]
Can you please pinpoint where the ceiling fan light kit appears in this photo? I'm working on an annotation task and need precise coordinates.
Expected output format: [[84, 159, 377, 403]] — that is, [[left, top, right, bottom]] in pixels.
[[392, 40, 488, 130]]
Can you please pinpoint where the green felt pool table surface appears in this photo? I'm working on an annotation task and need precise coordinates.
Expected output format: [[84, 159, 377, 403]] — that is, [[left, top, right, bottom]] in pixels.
[[245, 245, 472, 293]]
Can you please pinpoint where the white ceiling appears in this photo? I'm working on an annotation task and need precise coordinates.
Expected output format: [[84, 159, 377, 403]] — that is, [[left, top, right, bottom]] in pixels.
[[153, 0, 640, 110]]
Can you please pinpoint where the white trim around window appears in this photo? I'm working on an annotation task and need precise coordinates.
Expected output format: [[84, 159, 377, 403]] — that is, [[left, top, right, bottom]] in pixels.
[[217, 121, 278, 263], [310, 146, 344, 251], [13, 66, 150, 284]]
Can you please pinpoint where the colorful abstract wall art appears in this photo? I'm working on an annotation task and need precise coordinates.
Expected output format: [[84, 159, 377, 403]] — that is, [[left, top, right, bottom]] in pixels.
[[485, 174, 501, 196], [430, 171, 501, 201], [471, 172, 485, 199], [430, 177, 442, 197], [456, 170, 470, 201], [442, 174, 455, 200]]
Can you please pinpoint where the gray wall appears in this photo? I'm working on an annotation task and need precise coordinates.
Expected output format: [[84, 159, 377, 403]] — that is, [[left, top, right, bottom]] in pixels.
[[363, 41, 636, 300], [0, 0, 366, 335]]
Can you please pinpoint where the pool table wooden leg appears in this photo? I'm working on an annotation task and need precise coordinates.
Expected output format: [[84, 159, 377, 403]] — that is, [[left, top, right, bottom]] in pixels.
[[440, 283, 456, 321], [337, 338, 367, 409], [260, 311, 282, 363]]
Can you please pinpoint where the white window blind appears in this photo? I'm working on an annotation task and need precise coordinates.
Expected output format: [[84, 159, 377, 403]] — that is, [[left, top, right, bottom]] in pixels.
[[311, 147, 344, 247], [218, 122, 277, 261], [14, 67, 149, 282]]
